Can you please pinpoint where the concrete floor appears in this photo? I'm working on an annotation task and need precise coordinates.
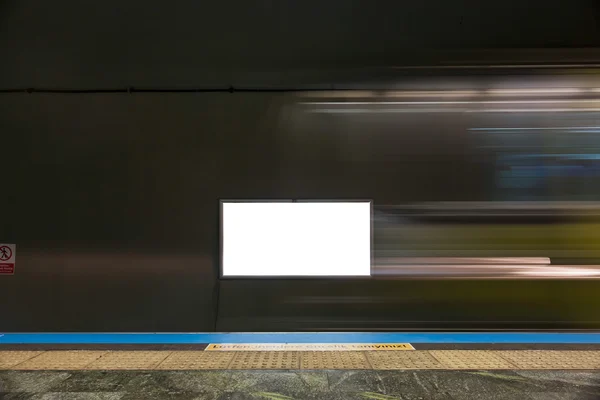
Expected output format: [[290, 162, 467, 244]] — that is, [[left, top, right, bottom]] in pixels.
[[1, 370, 600, 400]]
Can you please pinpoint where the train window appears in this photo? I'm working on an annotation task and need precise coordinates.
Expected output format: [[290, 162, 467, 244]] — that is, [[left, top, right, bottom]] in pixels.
[[220, 201, 371, 277], [472, 112, 600, 201]]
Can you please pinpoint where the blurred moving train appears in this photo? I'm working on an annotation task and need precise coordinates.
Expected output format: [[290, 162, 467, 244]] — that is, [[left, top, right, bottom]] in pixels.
[[219, 70, 600, 331], [279, 76, 600, 265]]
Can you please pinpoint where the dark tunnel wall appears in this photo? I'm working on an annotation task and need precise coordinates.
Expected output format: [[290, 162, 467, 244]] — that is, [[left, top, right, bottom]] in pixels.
[[0, 93, 290, 331], [1, 1, 600, 88]]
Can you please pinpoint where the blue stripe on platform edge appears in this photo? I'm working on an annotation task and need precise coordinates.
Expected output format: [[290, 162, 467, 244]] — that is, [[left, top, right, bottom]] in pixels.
[[1, 332, 600, 344]]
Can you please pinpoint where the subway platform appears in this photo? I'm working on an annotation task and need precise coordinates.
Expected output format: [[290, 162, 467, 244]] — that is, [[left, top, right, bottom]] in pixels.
[[1, 332, 600, 399]]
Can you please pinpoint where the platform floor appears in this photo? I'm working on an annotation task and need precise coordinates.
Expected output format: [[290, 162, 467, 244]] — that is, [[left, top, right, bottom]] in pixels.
[[2, 333, 600, 398], [1, 350, 600, 371], [2, 369, 600, 399]]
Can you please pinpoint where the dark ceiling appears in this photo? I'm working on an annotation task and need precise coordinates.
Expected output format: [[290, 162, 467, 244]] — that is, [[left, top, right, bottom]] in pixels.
[[0, 0, 599, 88]]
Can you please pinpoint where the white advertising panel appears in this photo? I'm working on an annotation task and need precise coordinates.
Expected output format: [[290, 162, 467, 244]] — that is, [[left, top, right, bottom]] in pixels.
[[221, 201, 371, 277]]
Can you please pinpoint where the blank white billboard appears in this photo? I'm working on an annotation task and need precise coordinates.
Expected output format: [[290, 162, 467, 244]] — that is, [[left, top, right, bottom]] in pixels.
[[221, 201, 371, 277]]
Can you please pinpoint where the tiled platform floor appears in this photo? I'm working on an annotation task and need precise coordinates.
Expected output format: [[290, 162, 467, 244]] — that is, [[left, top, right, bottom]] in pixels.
[[1, 350, 599, 370]]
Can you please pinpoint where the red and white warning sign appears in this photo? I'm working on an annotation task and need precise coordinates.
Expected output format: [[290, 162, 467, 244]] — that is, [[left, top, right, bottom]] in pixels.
[[0, 244, 15, 275]]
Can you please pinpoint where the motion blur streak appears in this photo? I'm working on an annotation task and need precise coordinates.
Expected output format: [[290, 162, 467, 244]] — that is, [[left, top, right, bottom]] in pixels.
[[373, 255, 600, 279], [310, 108, 600, 113], [487, 88, 584, 95], [377, 257, 551, 265], [302, 100, 600, 105], [374, 265, 600, 279], [283, 80, 600, 280], [516, 266, 600, 277], [473, 108, 600, 113]]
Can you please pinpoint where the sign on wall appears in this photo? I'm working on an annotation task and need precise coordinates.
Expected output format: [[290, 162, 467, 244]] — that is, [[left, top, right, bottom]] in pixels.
[[221, 201, 371, 277], [0, 244, 16, 275]]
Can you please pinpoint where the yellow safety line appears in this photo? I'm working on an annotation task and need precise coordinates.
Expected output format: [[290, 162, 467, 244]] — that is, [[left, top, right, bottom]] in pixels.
[[0, 350, 598, 370]]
